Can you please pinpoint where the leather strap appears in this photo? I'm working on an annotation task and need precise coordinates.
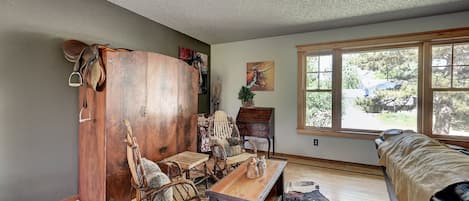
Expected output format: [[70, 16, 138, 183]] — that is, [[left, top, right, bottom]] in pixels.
[[68, 48, 86, 87], [83, 45, 100, 108], [72, 45, 101, 123], [65, 42, 112, 123]]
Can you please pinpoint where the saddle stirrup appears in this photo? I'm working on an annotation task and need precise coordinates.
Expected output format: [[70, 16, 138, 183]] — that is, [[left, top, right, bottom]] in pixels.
[[79, 107, 93, 123], [68, 71, 83, 87]]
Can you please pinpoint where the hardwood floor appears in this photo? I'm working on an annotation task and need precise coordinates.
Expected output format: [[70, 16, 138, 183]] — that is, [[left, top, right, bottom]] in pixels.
[[196, 152, 389, 201], [66, 153, 390, 201], [279, 155, 389, 201]]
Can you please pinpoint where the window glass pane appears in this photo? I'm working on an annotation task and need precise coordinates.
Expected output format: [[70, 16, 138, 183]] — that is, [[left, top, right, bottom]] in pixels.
[[454, 43, 469, 65], [306, 92, 332, 128], [306, 73, 318, 90], [319, 55, 333, 72], [342, 47, 418, 131], [432, 45, 452, 66], [433, 91, 469, 136], [306, 56, 319, 72], [432, 66, 451, 88], [319, 72, 332, 89], [454, 66, 469, 88]]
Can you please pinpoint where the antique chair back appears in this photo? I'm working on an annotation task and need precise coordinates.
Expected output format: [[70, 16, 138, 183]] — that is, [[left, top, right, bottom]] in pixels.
[[125, 120, 201, 201], [208, 111, 257, 177], [125, 120, 149, 200], [210, 111, 238, 140]]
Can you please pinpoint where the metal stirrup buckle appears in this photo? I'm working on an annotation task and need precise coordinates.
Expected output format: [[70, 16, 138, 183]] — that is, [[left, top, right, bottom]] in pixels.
[[68, 72, 83, 87], [79, 107, 93, 123]]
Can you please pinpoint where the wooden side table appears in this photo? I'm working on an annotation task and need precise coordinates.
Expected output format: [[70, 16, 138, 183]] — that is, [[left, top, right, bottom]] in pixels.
[[207, 159, 287, 201], [162, 151, 210, 188]]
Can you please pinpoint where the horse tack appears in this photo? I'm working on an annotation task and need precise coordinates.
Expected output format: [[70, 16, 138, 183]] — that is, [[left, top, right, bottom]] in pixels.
[[63, 40, 107, 123], [63, 41, 130, 124], [62, 40, 88, 62], [63, 40, 106, 91], [72, 44, 104, 90], [71, 45, 96, 123], [81, 45, 103, 123]]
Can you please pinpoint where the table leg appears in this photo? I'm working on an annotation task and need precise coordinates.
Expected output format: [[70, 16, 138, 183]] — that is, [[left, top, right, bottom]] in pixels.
[[272, 135, 275, 156], [267, 138, 271, 158], [276, 172, 285, 201], [185, 169, 190, 180], [204, 162, 209, 189]]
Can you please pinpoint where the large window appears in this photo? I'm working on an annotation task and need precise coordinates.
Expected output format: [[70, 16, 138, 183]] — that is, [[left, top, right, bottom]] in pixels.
[[297, 28, 469, 140], [305, 54, 332, 128], [342, 47, 419, 131], [431, 42, 469, 137]]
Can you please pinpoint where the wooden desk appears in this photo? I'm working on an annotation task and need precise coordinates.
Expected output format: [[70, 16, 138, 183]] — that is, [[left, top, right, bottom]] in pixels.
[[236, 107, 275, 158], [162, 151, 210, 187], [207, 159, 287, 201]]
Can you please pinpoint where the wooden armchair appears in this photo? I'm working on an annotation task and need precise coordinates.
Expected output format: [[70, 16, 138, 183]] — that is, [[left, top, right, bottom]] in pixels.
[[208, 111, 257, 177], [125, 120, 201, 201]]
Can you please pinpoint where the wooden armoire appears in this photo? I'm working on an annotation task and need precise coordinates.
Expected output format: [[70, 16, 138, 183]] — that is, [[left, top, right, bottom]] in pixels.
[[78, 48, 198, 201]]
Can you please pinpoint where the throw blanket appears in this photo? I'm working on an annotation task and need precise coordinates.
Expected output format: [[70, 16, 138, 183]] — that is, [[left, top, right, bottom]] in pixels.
[[378, 132, 469, 201]]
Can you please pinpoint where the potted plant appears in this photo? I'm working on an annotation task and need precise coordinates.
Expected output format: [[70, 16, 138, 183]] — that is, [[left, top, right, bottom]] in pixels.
[[238, 86, 255, 107]]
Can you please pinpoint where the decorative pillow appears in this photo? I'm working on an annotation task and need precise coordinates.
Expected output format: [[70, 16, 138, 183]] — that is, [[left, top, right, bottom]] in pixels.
[[142, 158, 161, 173], [209, 138, 230, 147], [210, 138, 244, 157], [229, 145, 242, 156], [210, 138, 230, 158], [141, 158, 172, 201], [227, 137, 241, 146], [226, 138, 243, 156]]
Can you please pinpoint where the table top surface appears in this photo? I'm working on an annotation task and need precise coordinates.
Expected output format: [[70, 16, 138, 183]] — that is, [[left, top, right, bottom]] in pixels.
[[162, 151, 209, 169], [207, 159, 287, 201]]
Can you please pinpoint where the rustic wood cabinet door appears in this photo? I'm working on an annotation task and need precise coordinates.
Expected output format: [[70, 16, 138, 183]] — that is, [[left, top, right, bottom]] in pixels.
[[79, 49, 198, 201]]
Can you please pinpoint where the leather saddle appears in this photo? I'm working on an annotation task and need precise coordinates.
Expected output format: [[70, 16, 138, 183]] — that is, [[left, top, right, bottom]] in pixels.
[[63, 40, 131, 123], [63, 40, 107, 123], [62, 40, 106, 92]]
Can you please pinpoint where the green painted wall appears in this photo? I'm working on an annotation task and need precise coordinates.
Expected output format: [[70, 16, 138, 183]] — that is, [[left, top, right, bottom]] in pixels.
[[0, 0, 209, 200]]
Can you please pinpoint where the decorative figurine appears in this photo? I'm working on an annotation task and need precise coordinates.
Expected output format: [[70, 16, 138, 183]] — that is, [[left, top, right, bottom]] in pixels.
[[257, 155, 267, 176], [246, 157, 259, 179]]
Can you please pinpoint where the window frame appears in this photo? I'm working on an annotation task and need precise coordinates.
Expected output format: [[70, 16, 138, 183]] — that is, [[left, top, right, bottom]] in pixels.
[[424, 40, 469, 142], [303, 51, 334, 130], [297, 27, 469, 142]]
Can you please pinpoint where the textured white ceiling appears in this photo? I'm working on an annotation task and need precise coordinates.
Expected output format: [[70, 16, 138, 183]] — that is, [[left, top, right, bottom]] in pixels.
[[108, 0, 469, 44]]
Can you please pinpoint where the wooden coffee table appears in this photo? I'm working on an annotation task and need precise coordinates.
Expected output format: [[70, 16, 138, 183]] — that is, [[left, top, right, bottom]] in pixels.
[[162, 151, 210, 188], [207, 159, 287, 201]]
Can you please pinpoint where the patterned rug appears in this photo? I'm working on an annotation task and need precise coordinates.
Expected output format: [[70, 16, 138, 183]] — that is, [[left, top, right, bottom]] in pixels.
[[285, 181, 330, 201]]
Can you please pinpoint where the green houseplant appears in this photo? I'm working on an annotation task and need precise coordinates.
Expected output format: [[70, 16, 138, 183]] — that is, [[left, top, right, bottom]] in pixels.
[[238, 86, 255, 107]]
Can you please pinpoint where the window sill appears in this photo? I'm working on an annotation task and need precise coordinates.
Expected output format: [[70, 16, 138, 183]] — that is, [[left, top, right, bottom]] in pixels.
[[296, 128, 379, 140], [431, 134, 469, 142]]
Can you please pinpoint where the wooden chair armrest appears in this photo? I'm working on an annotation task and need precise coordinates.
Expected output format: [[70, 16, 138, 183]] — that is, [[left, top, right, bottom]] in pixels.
[[146, 180, 200, 201], [210, 143, 227, 160]]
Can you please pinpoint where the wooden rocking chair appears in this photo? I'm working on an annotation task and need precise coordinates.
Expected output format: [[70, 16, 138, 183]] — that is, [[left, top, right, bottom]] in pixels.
[[125, 120, 201, 201], [208, 111, 257, 177]]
